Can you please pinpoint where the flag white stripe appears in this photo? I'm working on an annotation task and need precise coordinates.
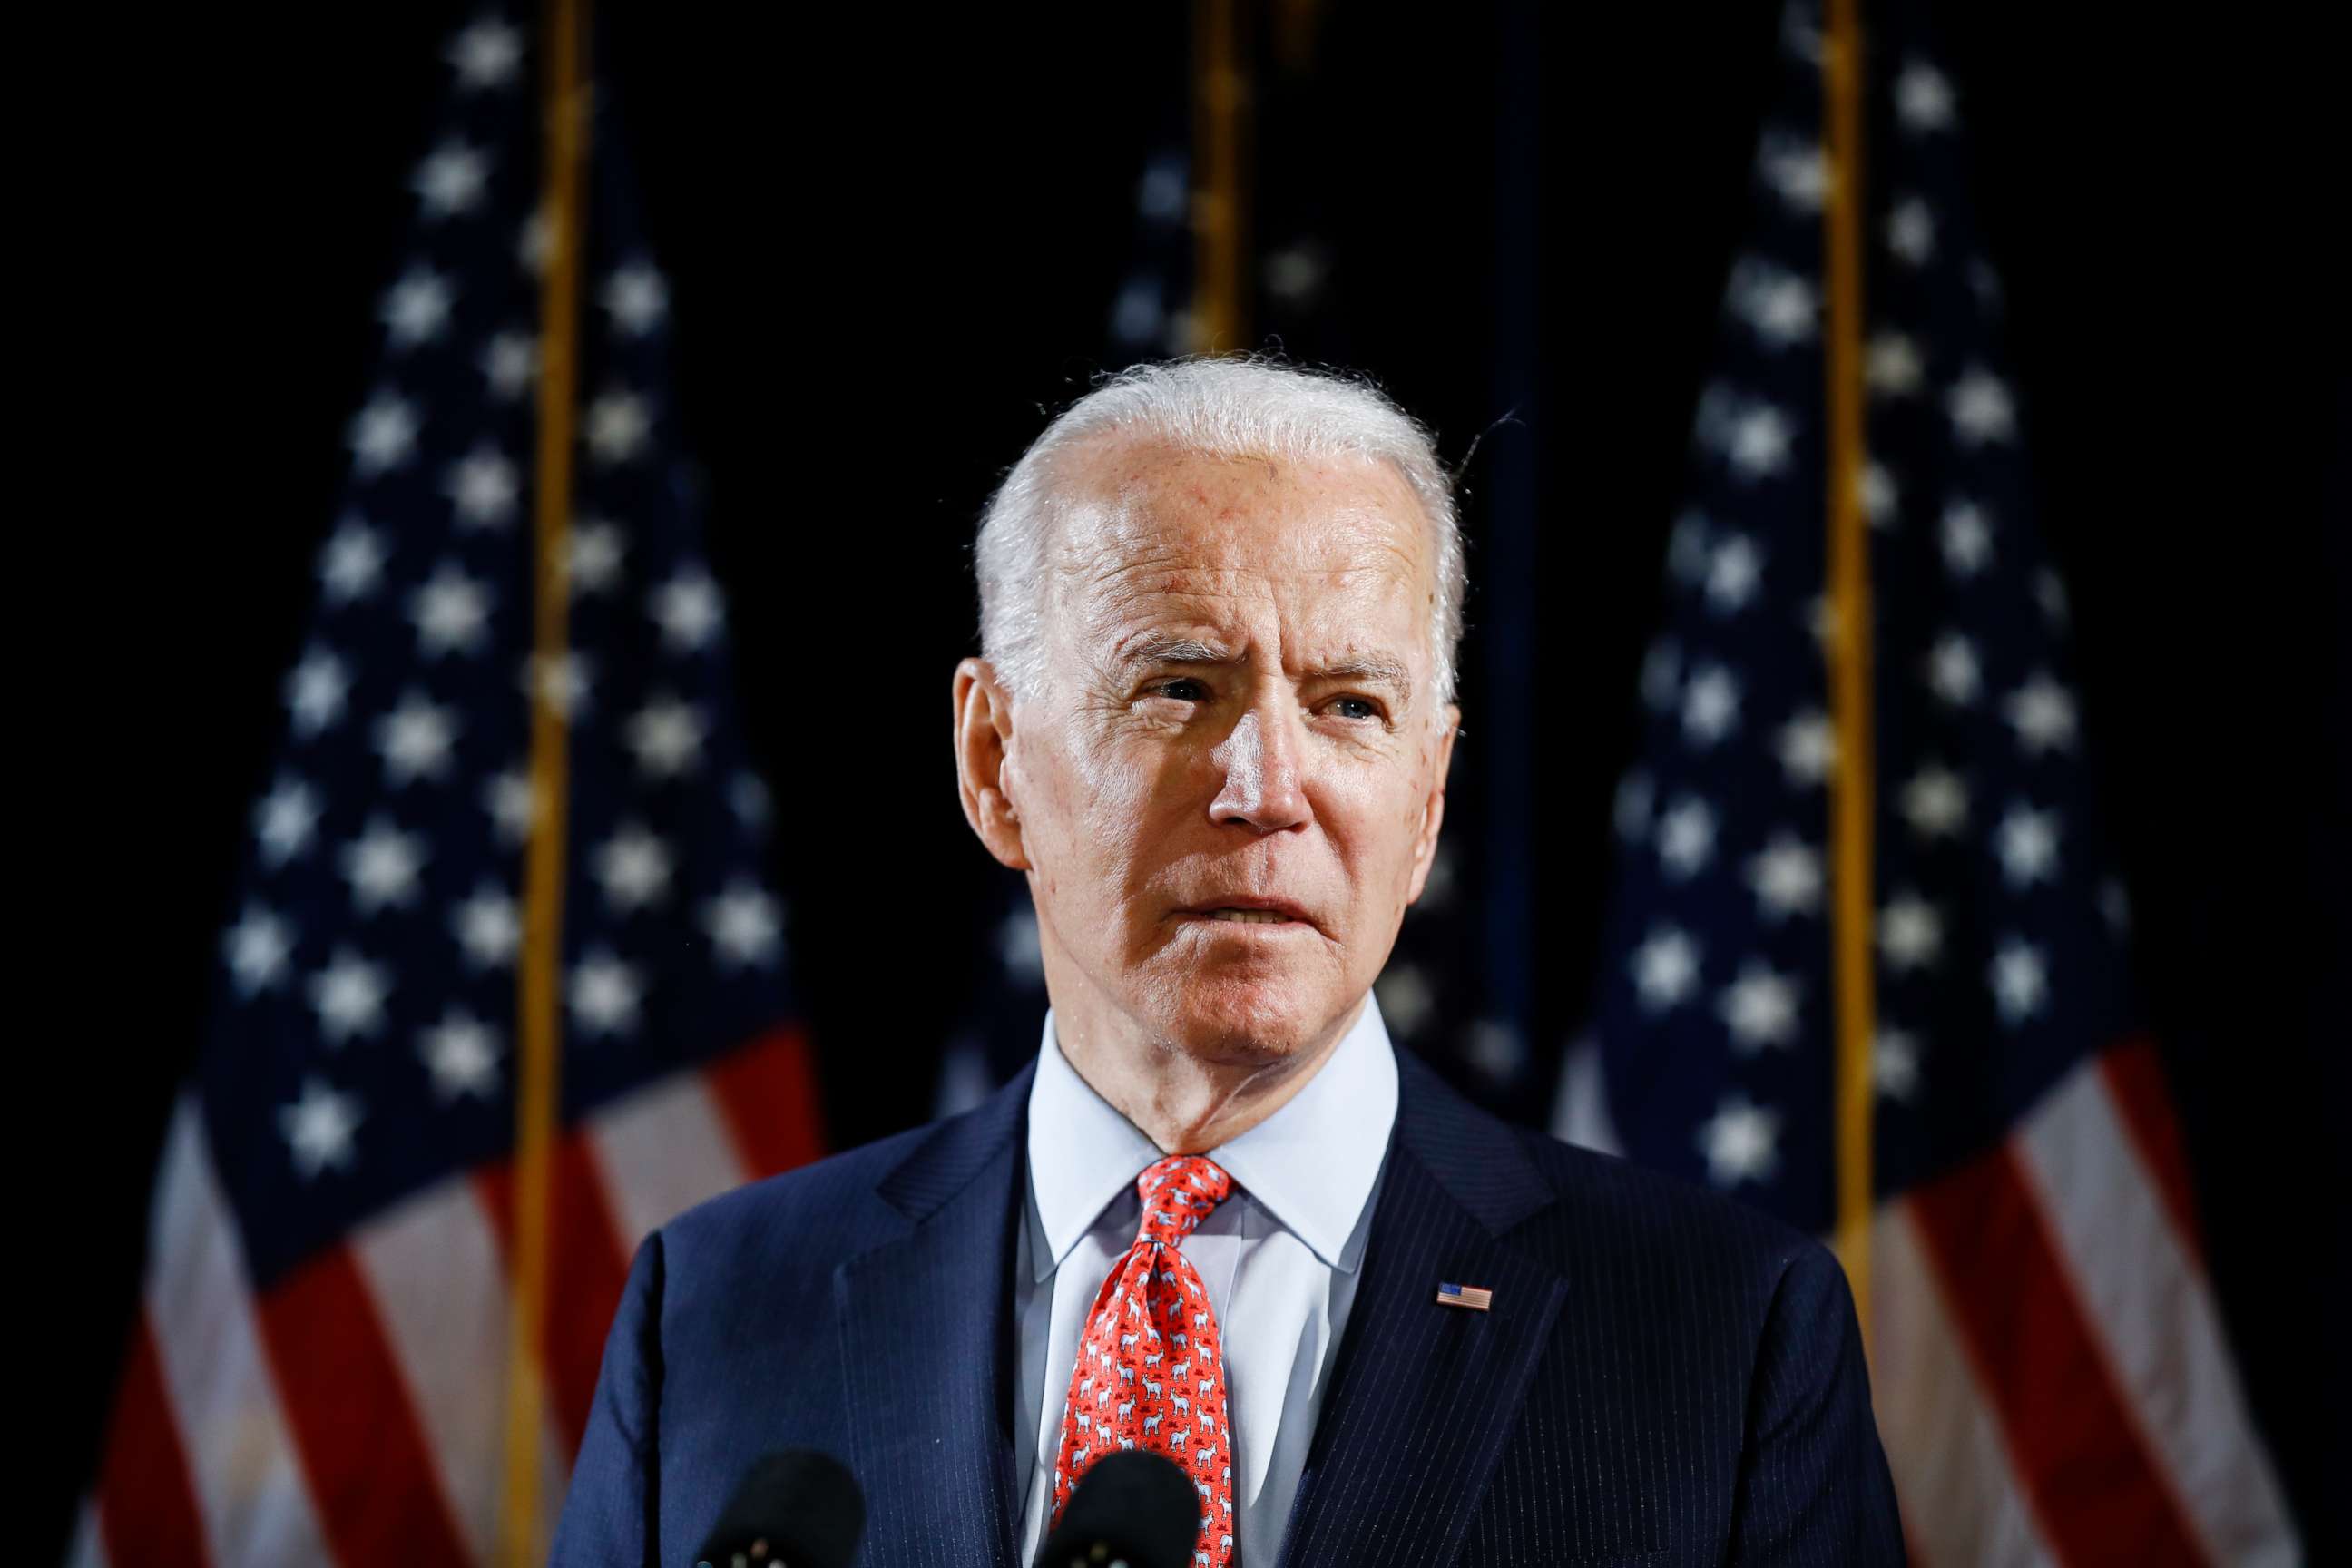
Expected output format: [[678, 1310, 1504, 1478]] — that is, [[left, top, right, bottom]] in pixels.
[[351, 1174, 514, 1563], [64, 1500, 106, 1568], [2016, 1060, 2299, 1565], [145, 1099, 335, 1565], [588, 1069, 751, 1250], [1873, 1199, 2058, 1568]]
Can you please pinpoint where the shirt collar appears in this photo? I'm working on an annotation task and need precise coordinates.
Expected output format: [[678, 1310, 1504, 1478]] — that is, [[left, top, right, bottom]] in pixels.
[[1024, 990, 1400, 1282]]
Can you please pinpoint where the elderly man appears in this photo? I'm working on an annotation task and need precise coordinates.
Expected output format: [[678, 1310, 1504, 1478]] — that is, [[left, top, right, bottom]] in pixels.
[[554, 359, 1904, 1566]]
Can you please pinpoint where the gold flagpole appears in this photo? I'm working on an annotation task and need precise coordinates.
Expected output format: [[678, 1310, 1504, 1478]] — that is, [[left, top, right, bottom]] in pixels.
[[499, 0, 589, 1559], [1191, 0, 1249, 354], [1822, 0, 1876, 1345]]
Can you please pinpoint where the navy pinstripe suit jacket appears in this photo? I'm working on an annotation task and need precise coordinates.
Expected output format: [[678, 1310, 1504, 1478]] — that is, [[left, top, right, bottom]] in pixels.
[[553, 1047, 1906, 1566]]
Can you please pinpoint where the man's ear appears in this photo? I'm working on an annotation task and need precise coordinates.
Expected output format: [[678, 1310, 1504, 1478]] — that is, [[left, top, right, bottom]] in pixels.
[[953, 656, 1032, 871], [1404, 703, 1460, 904]]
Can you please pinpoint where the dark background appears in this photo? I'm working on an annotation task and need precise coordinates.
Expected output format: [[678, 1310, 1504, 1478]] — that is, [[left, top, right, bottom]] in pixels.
[[43, 0, 2346, 1556]]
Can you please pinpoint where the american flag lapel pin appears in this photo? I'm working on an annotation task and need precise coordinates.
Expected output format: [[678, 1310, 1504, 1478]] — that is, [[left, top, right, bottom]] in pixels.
[[1435, 1280, 1494, 1311]]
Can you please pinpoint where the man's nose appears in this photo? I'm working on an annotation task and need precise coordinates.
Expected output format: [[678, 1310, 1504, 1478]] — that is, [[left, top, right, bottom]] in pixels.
[[1207, 703, 1309, 832]]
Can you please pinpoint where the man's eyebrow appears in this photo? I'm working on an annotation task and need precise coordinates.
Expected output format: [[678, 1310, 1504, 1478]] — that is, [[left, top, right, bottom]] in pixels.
[[1118, 637, 1416, 699], [1119, 635, 1240, 668], [1318, 652, 1415, 695]]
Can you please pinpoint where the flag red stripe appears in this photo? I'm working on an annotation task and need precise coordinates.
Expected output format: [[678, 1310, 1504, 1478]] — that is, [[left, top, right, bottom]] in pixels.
[[475, 1129, 632, 1455], [96, 1312, 211, 1568], [252, 1244, 472, 1568], [2095, 1037, 2207, 1270], [1908, 1136, 2208, 1568], [705, 1022, 826, 1178]]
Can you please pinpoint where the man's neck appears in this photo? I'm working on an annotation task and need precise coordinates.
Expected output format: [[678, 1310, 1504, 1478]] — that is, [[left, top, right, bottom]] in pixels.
[[1048, 988, 1366, 1155]]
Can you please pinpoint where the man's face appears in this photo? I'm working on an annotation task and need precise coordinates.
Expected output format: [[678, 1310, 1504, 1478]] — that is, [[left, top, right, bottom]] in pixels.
[[998, 438, 1457, 1067]]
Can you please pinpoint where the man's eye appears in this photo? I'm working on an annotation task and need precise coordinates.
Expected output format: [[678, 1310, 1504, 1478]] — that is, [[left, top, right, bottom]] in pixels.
[[1327, 696, 1381, 721], [1148, 678, 1210, 702]]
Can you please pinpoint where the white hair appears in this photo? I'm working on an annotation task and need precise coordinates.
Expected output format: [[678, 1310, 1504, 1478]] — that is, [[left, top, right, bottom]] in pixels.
[[973, 357, 1466, 709]]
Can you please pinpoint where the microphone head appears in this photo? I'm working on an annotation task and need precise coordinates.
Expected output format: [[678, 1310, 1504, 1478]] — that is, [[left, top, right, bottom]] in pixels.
[[693, 1447, 865, 1568], [1034, 1450, 1200, 1568]]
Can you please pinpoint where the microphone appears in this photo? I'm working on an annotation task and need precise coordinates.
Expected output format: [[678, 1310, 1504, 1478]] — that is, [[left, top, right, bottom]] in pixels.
[[1034, 1451, 1200, 1568], [692, 1448, 866, 1568]]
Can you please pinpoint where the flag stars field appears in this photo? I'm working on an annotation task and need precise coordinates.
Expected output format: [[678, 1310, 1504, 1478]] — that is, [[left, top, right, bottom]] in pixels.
[[1774, 709, 1835, 785], [568, 950, 645, 1038], [1704, 534, 1765, 613], [445, 445, 521, 527], [380, 266, 455, 350], [2003, 674, 2078, 754], [409, 564, 494, 659], [585, 388, 652, 464], [1681, 663, 1743, 745], [1656, 796, 1719, 878], [279, 1078, 364, 1180], [651, 566, 725, 652], [445, 16, 522, 92], [1719, 961, 1802, 1051], [320, 517, 392, 599], [341, 817, 427, 913], [1632, 926, 1703, 1012], [254, 777, 322, 867], [1925, 631, 1981, 705], [376, 693, 461, 786], [308, 948, 391, 1044], [1877, 894, 1944, 971], [419, 1009, 502, 1101], [286, 648, 351, 738], [450, 884, 520, 970], [1946, 368, 2017, 446], [1995, 803, 2062, 887], [1745, 835, 1824, 922], [413, 139, 491, 221], [225, 905, 297, 997], [482, 330, 537, 400], [568, 519, 627, 595], [1940, 501, 1995, 575], [595, 825, 674, 913], [348, 396, 419, 477], [1990, 938, 2049, 1024], [1698, 1096, 1780, 1186], [1900, 763, 1969, 838], [1866, 330, 1925, 396], [703, 883, 784, 969], [603, 262, 669, 336], [627, 696, 707, 778]]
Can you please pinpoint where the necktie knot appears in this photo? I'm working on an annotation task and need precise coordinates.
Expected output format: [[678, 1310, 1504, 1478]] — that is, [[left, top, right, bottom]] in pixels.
[[1133, 1154, 1230, 1248]]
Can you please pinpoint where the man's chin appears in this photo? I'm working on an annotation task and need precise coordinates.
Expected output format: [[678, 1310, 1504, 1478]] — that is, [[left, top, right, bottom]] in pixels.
[[1153, 985, 1348, 1067]]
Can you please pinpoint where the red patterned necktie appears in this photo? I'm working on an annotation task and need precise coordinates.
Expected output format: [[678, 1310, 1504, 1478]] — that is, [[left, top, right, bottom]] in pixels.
[[1050, 1153, 1239, 1566]]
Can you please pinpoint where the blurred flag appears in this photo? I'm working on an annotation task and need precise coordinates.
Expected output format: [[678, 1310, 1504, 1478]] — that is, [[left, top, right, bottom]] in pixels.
[[1569, 1, 2298, 1562], [73, 10, 819, 1564]]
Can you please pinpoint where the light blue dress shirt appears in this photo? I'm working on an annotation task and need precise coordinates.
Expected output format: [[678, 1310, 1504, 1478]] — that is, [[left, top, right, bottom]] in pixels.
[[1012, 990, 1400, 1567]]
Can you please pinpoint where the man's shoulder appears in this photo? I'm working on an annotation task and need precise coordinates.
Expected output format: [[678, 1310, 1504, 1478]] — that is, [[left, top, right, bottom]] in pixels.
[[1506, 1121, 1820, 1270], [652, 1077, 1025, 1292]]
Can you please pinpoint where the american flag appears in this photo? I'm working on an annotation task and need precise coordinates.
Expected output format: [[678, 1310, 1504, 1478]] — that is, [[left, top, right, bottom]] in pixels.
[[72, 10, 821, 1564], [1571, 1, 2300, 1562]]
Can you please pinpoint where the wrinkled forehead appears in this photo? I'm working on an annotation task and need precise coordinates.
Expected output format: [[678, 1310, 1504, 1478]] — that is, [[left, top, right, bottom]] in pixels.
[[1043, 436, 1436, 619]]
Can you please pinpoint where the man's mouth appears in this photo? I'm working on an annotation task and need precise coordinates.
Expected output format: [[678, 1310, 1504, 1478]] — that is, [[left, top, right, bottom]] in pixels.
[[1177, 896, 1318, 930]]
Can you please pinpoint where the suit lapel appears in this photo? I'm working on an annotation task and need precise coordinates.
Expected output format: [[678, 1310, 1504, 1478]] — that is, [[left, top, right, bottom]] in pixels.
[[1278, 1052, 1566, 1568], [836, 1064, 1032, 1568]]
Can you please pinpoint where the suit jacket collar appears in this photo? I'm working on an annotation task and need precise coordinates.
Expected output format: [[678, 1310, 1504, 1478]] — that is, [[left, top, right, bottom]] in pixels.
[[1276, 1047, 1567, 1567], [836, 1045, 1563, 1568]]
